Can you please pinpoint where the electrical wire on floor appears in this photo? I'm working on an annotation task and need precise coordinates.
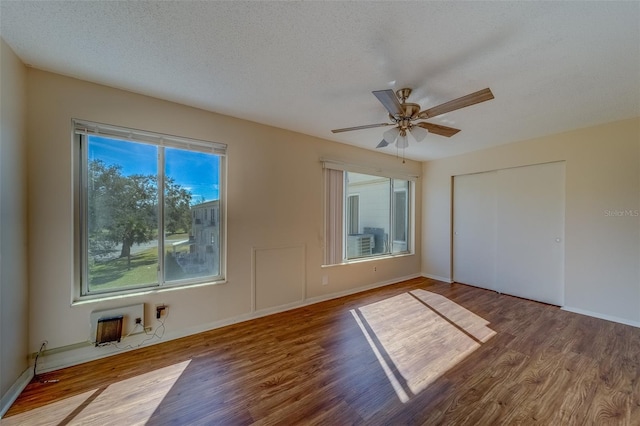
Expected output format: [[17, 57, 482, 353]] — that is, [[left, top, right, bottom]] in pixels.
[[108, 309, 168, 351], [33, 341, 59, 384]]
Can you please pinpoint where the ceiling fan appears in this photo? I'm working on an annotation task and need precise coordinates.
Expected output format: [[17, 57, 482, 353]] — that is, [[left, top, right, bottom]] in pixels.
[[331, 87, 494, 149]]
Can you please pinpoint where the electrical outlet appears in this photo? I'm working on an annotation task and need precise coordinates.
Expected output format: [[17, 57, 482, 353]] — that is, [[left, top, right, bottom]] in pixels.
[[135, 317, 142, 325], [373, 266, 377, 272], [156, 304, 166, 319]]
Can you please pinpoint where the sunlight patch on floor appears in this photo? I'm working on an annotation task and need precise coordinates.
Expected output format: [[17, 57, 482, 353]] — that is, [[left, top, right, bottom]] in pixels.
[[350, 309, 411, 402], [410, 289, 496, 343], [1, 389, 99, 426], [352, 290, 495, 402], [1, 360, 191, 425]]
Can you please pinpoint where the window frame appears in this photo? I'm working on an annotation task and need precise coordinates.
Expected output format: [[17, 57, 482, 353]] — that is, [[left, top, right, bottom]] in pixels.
[[323, 160, 416, 266], [346, 193, 360, 235], [73, 119, 227, 301], [393, 187, 408, 244]]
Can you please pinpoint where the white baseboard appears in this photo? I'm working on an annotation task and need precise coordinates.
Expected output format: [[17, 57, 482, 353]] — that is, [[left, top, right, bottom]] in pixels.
[[33, 274, 422, 374], [1, 367, 33, 418], [562, 306, 640, 328], [421, 273, 453, 283]]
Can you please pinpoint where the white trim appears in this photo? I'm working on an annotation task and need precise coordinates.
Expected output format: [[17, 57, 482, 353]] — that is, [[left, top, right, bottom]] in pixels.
[[322, 251, 415, 268], [0, 367, 33, 418], [73, 118, 227, 154], [29, 274, 421, 374], [421, 273, 453, 283], [452, 160, 567, 179], [561, 306, 640, 328], [321, 159, 419, 181]]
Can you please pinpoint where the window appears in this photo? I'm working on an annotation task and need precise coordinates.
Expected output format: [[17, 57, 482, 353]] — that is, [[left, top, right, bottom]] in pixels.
[[74, 120, 226, 298], [323, 162, 414, 264], [347, 194, 360, 235], [393, 185, 408, 251]]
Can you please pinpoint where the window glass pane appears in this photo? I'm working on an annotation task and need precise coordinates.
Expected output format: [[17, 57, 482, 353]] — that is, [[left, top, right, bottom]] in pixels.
[[87, 136, 159, 292], [345, 172, 391, 259], [78, 120, 226, 298], [164, 148, 221, 281], [393, 179, 408, 253], [347, 194, 359, 235]]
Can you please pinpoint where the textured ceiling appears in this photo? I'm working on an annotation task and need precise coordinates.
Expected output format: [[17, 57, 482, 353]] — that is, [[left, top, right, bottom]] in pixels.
[[1, 1, 639, 161]]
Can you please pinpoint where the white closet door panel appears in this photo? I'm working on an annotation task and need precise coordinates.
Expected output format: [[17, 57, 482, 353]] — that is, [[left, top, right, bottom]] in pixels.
[[496, 162, 565, 306], [453, 171, 497, 291]]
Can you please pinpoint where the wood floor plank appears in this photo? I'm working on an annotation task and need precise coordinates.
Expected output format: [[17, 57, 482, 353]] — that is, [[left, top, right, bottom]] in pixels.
[[4, 278, 640, 425]]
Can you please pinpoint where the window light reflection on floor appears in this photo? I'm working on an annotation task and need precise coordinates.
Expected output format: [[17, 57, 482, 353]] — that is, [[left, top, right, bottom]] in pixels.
[[351, 290, 496, 403], [1, 360, 191, 425]]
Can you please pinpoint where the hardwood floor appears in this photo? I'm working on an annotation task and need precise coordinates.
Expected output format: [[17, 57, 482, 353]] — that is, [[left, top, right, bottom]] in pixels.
[[3, 277, 640, 425]]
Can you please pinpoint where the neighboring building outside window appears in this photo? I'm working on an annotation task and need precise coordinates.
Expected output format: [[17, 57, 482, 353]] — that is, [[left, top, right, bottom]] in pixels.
[[183, 200, 220, 275]]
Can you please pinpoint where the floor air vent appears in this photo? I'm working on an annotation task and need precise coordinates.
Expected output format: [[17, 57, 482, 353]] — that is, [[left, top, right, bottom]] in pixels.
[[96, 315, 124, 346]]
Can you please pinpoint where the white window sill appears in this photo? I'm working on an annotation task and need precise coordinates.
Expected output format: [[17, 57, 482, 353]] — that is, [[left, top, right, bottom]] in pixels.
[[321, 252, 414, 269], [72, 279, 227, 306]]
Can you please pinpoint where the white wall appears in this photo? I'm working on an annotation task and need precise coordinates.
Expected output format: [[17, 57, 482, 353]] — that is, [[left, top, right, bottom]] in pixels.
[[0, 39, 29, 408], [422, 117, 640, 325], [25, 69, 422, 359]]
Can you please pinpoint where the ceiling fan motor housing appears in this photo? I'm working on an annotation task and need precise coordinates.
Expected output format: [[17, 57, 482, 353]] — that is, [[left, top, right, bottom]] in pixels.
[[393, 88, 421, 124], [390, 104, 420, 131]]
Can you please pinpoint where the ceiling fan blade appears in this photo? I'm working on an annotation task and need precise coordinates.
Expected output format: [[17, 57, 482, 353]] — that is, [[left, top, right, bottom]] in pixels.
[[418, 88, 494, 119], [331, 123, 392, 133], [372, 89, 403, 117], [376, 139, 389, 148], [416, 122, 461, 137]]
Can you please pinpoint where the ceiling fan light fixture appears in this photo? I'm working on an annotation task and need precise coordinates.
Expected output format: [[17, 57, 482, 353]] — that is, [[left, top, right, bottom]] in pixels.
[[409, 126, 428, 142], [396, 131, 409, 149], [383, 127, 400, 144]]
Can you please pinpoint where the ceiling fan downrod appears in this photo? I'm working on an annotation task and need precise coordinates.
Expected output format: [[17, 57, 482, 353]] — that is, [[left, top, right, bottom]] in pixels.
[[396, 88, 412, 103]]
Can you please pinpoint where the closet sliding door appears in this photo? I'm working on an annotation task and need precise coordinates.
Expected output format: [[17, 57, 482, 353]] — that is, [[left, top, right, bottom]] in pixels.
[[452, 162, 565, 306], [453, 171, 497, 291], [496, 162, 565, 305]]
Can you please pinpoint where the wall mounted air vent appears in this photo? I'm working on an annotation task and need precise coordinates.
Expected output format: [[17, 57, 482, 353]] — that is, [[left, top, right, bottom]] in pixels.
[[95, 315, 123, 346]]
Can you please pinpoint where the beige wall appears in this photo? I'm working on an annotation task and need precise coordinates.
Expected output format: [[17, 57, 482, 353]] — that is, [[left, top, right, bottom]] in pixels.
[[422, 117, 640, 324], [0, 40, 29, 403], [25, 69, 422, 354]]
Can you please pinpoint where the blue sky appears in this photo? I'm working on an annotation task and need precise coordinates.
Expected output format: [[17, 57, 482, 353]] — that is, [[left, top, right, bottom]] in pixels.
[[89, 136, 220, 202]]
